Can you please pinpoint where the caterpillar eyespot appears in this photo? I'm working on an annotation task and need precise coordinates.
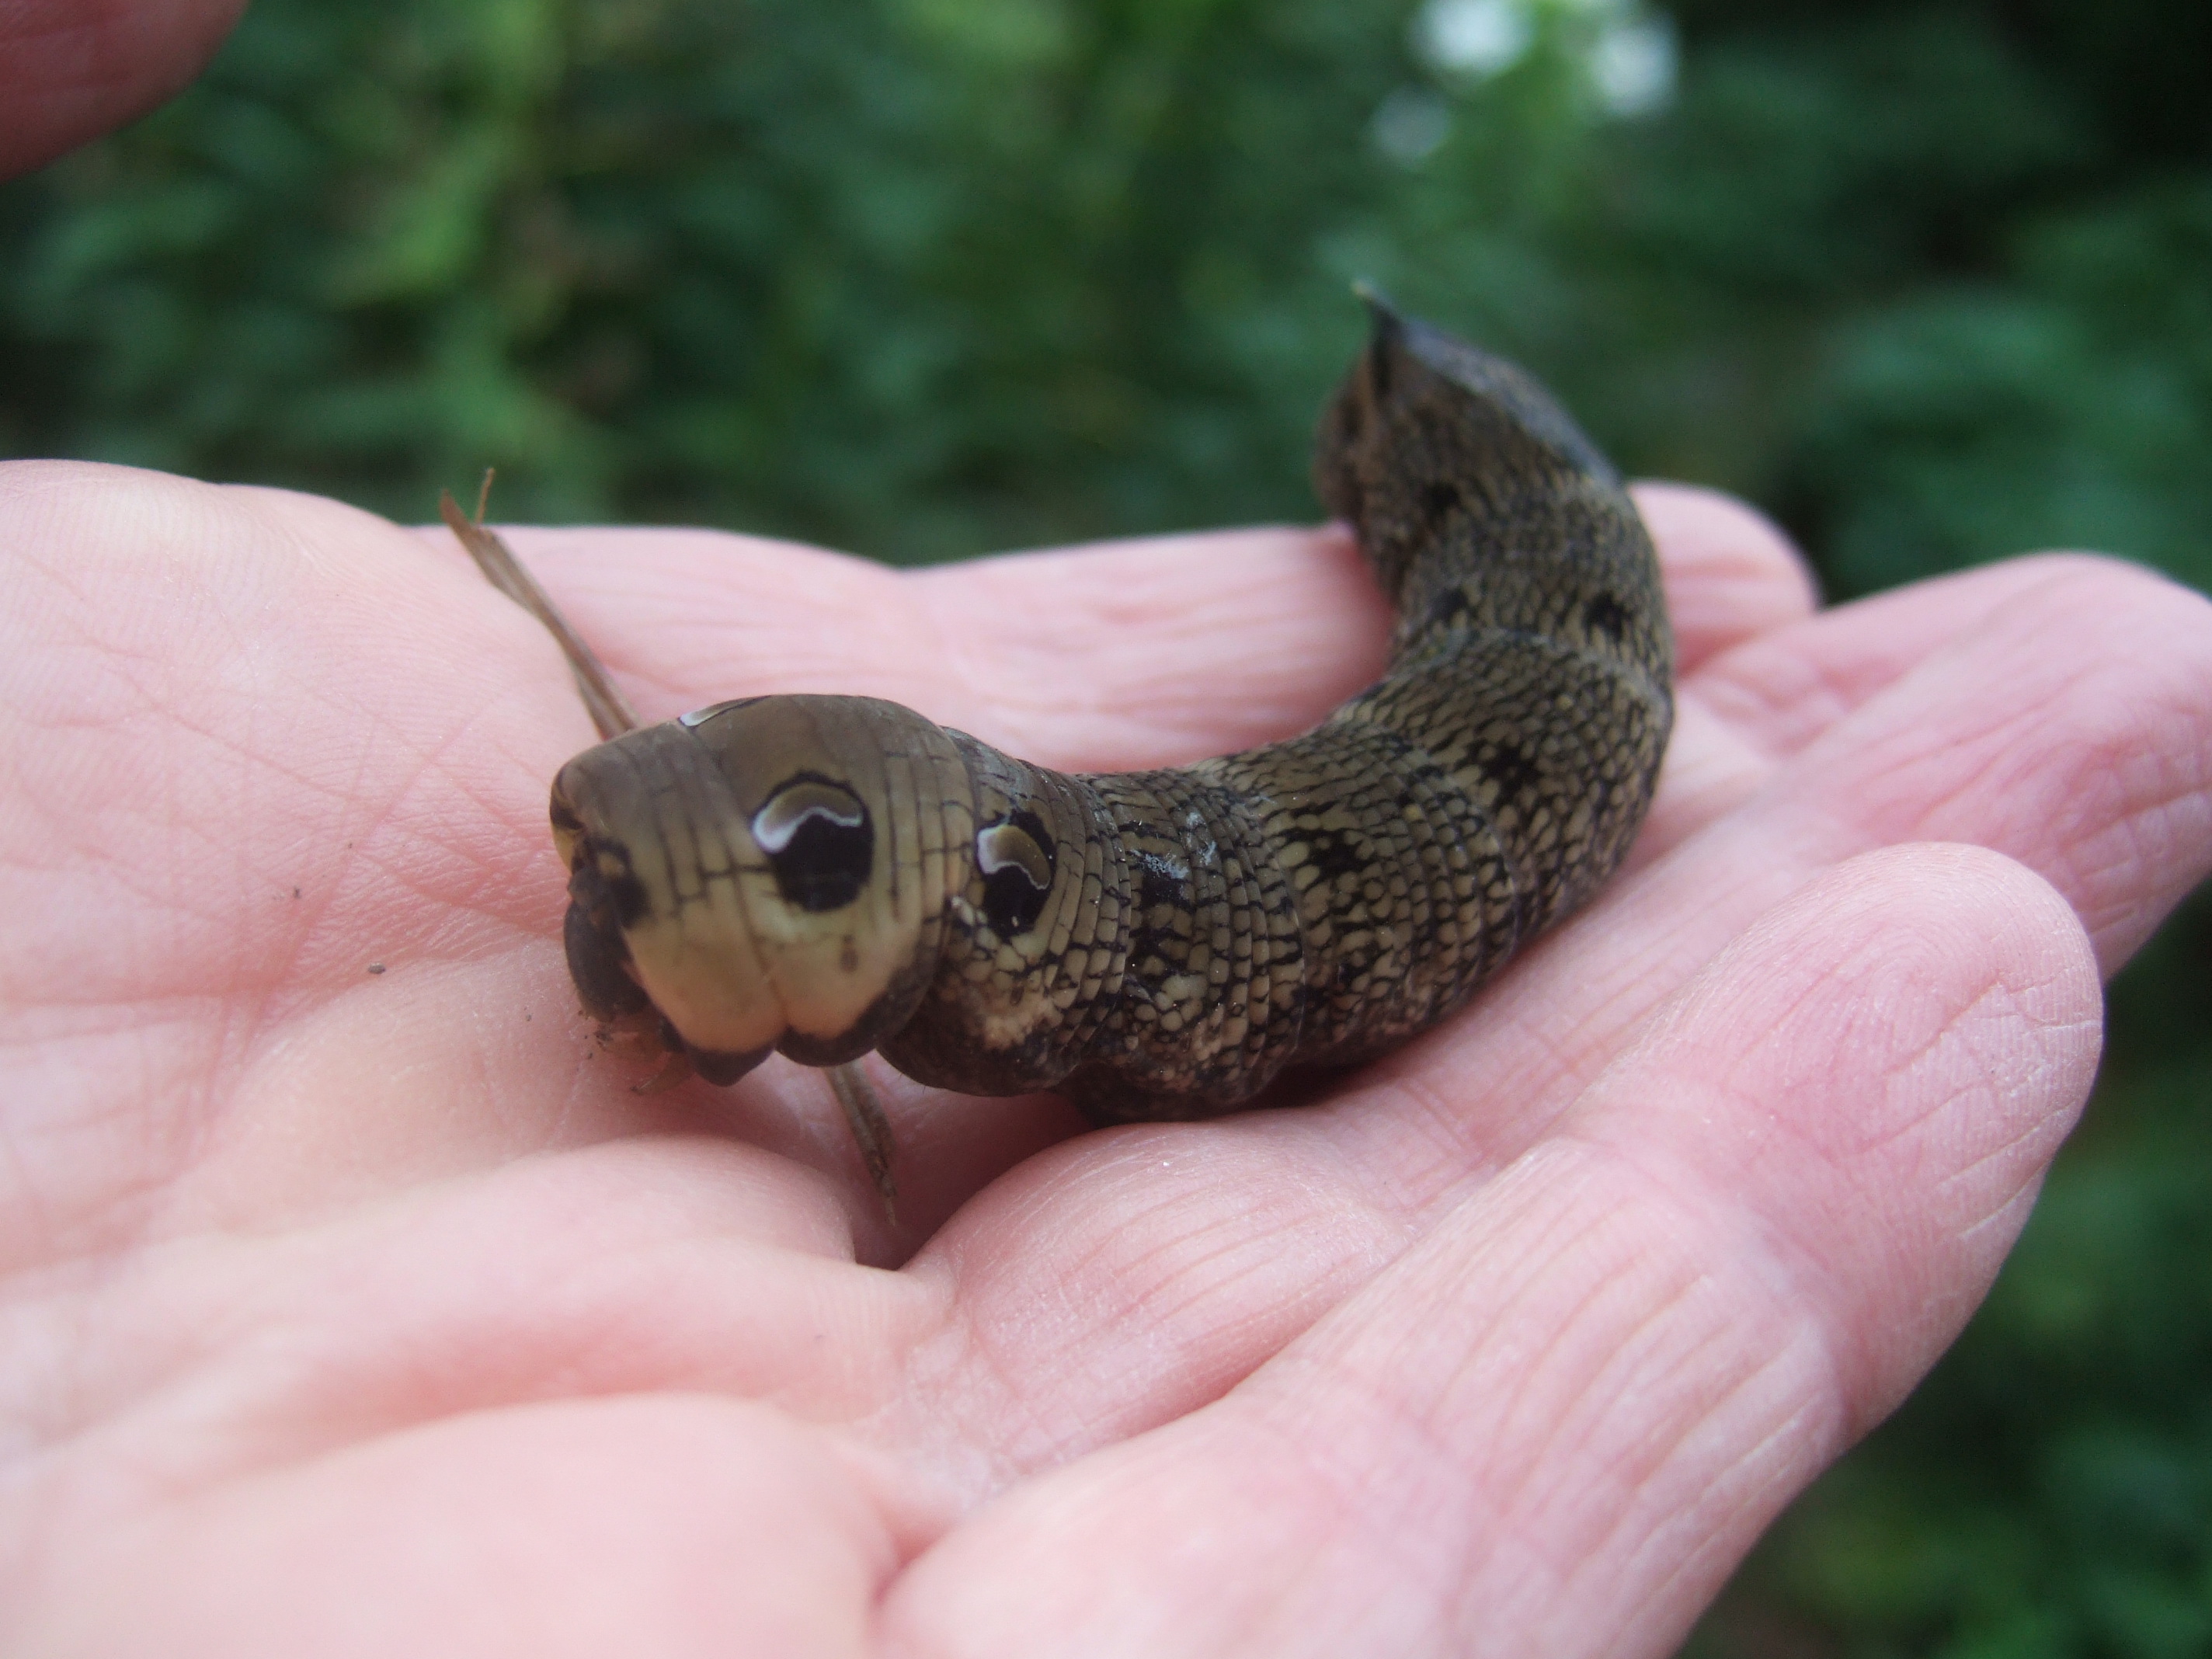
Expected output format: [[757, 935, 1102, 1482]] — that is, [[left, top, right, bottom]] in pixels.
[[976, 812, 1056, 939], [750, 776, 874, 913], [547, 295, 1674, 1125]]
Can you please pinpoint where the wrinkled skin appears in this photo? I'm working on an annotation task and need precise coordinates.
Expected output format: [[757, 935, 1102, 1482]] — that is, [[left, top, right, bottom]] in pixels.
[[6, 24, 2212, 1657]]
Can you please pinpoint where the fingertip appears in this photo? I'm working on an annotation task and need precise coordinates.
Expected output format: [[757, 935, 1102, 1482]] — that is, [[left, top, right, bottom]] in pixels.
[[1622, 840, 2101, 1424], [1630, 482, 1819, 672], [1812, 843, 2104, 1115], [0, 0, 249, 179], [906, 523, 1391, 767]]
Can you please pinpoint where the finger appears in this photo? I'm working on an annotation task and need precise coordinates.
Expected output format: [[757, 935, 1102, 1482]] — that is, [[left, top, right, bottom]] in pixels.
[[482, 487, 1812, 774], [18, 1136, 920, 1489], [0, 0, 246, 179], [907, 525, 1391, 767], [879, 846, 2102, 1659], [1672, 555, 2212, 973], [922, 494, 1810, 760], [1628, 482, 1816, 673], [1688, 552, 2148, 767], [464, 523, 1391, 771], [19, 1396, 901, 1657], [1642, 553, 2167, 869]]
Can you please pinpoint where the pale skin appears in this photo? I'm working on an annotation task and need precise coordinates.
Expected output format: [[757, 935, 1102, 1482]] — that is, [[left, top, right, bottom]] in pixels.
[[5, 17, 2212, 1655]]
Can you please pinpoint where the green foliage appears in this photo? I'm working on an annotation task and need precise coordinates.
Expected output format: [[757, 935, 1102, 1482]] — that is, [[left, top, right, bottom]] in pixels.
[[4, 0, 2208, 583], [2, 1, 2208, 1650], [0, 0, 1435, 553], [1800, 184, 2212, 595], [5, 0, 2208, 587]]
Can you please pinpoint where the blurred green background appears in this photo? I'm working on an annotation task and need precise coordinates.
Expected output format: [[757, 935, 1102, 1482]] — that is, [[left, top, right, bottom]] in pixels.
[[2, 0, 2207, 1649]]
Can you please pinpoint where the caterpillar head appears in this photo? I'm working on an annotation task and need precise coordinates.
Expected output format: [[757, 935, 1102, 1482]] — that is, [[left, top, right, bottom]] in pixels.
[[550, 694, 973, 1083]]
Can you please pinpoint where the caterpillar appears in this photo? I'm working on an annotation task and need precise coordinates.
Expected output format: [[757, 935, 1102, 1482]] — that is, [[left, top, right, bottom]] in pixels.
[[548, 296, 1673, 1129]]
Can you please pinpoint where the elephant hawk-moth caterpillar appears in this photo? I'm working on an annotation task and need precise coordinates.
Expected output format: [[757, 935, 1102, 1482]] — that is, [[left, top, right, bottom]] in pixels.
[[548, 296, 1673, 1129]]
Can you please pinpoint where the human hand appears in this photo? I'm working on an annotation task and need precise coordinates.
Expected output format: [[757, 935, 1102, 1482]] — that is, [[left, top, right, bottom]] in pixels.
[[4, 461, 2208, 1655]]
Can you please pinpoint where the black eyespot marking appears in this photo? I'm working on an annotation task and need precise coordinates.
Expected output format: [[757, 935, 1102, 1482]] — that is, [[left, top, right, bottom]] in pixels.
[[1584, 593, 1629, 641], [1421, 480, 1462, 528], [977, 809, 1055, 937], [752, 774, 873, 913]]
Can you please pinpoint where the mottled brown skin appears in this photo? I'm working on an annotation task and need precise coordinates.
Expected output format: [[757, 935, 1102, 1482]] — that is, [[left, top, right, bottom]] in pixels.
[[551, 299, 1674, 1124]]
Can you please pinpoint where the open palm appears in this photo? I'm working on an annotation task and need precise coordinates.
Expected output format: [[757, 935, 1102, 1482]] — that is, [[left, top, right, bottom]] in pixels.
[[5, 461, 2210, 1656]]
